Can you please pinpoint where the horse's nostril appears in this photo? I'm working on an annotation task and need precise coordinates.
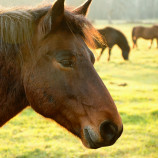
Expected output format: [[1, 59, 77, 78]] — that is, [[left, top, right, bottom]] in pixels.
[[100, 121, 118, 142]]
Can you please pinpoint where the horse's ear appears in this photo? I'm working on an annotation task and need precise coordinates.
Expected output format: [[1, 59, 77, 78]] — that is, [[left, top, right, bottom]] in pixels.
[[38, 0, 65, 39], [73, 0, 92, 16]]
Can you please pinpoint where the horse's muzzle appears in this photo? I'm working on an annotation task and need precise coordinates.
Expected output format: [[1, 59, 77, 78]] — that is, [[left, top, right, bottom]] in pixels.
[[83, 121, 123, 149]]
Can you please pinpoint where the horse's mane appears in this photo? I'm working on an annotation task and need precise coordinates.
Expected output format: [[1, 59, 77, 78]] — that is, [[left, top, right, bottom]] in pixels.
[[0, 4, 102, 54], [0, 7, 34, 44]]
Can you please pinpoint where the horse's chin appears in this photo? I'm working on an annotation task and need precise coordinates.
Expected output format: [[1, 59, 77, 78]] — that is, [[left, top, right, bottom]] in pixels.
[[80, 124, 121, 149], [80, 129, 106, 149], [81, 135, 117, 149]]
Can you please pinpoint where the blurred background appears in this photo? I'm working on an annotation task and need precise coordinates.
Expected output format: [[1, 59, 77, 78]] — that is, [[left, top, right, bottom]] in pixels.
[[0, 0, 158, 158], [1, 0, 158, 23]]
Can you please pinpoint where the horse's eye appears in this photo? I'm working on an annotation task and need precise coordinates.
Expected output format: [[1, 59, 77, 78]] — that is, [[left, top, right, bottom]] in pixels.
[[60, 60, 74, 68]]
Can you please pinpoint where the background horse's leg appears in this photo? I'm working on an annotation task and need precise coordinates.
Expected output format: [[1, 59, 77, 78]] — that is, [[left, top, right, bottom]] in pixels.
[[107, 48, 111, 61], [132, 35, 137, 48], [132, 42, 135, 49], [132, 39, 137, 48], [132, 40, 135, 48], [149, 39, 153, 49], [135, 39, 138, 48], [97, 48, 105, 61]]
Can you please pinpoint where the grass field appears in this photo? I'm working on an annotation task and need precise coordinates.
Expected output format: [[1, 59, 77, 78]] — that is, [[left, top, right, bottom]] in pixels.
[[0, 24, 158, 158]]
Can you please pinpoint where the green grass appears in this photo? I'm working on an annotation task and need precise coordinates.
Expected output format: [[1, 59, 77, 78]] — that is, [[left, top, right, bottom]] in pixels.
[[0, 24, 158, 158]]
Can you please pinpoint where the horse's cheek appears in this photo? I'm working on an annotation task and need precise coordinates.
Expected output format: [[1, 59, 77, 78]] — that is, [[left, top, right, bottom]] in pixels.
[[23, 70, 58, 117], [25, 82, 57, 116]]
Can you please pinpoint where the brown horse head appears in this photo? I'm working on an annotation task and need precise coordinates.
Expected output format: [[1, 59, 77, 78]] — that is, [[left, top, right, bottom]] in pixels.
[[20, 0, 123, 149]]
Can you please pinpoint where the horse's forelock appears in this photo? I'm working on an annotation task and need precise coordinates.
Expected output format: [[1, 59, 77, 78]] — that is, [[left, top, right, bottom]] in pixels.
[[64, 10, 103, 49]]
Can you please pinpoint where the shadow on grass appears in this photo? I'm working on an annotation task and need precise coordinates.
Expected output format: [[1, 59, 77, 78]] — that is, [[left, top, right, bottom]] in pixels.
[[150, 110, 158, 118], [16, 149, 49, 158], [80, 152, 107, 158], [120, 112, 147, 124], [80, 147, 142, 158], [111, 147, 141, 158]]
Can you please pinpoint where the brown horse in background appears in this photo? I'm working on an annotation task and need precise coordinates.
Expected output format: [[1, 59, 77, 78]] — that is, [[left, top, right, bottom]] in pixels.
[[132, 25, 158, 48], [0, 0, 123, 149], [95, 27, 130, 61]]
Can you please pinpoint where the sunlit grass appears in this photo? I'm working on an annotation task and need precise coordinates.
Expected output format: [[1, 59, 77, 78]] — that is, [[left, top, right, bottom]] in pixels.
[[0, 24, 158, 158]]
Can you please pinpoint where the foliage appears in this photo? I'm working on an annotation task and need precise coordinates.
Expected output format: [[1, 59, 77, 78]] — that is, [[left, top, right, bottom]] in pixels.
[[0, 24, 158, 158], [1, 0, 158, 22]]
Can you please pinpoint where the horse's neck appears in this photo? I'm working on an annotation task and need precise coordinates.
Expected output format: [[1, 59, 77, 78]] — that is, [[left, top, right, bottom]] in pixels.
[[117, 42, 124, 50], [117, 36, 127, 51], [0, 51, 28, 127]]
